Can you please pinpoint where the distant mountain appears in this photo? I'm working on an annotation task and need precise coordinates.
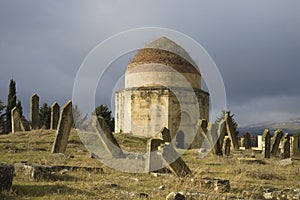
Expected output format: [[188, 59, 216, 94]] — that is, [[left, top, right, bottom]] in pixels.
[[238, 118, 300, 135]]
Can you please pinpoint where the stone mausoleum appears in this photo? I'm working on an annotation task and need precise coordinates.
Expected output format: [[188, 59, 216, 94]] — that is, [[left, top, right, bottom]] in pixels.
[[115, 37, 209, 147]]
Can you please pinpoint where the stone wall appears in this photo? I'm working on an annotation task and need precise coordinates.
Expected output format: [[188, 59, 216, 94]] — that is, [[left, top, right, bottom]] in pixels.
[[115, 86, 209, 146]]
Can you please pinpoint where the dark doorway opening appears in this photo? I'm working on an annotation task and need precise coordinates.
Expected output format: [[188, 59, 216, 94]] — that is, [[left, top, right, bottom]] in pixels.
[[176, 130, 185, 149]]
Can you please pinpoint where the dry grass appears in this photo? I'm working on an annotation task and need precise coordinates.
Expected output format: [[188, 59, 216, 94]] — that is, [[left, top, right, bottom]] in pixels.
[[0, 130, 299, 199]]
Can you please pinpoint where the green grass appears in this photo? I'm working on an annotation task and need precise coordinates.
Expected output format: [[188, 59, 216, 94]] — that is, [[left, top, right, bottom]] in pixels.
[[0, 130, 299, 199]]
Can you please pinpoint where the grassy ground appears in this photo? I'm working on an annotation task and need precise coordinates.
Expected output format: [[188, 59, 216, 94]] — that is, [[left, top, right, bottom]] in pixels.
[[0, 130, 299, 199]]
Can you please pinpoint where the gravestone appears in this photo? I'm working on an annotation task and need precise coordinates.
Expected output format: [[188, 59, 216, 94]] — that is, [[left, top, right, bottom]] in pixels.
[[51, 102, 60, 130], [52, 101, 73, 153], [154, 127, 171, 143], [271, 129, 283, 156], [0, 163, 14, 192], [94, 116, 123, 158], [30, 94, 40, 130], [11, 107, 23, 133], [146, 138, 166, 173], [283, 137, 291, 159], [159, 143, 192, 177], [207, 123, 222, 156], [190, 119, 208, 149], [217, 119, 226, 148], [225, 113, 239, 150], [263, 129, 271, 159], [224, 138, 231, 157]]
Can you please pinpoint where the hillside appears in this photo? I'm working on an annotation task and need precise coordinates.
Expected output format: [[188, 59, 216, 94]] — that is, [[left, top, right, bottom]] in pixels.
[[238, 118, 300, 135], [0, 130, 299, 199]]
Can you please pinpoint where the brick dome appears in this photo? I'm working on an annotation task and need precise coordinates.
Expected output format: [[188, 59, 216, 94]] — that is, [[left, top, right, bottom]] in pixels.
[[125, 37, 201, 89]]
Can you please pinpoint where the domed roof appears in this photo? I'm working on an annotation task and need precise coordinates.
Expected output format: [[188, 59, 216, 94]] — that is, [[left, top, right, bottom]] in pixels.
[[126, 37, 200, 75]]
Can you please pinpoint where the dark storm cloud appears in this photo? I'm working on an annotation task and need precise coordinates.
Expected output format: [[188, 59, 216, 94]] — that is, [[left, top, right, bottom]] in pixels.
[[0, 0, 299, 126]]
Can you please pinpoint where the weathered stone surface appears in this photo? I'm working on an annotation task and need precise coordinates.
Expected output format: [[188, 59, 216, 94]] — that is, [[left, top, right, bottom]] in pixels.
[[11, 107, 23, 133], [166, 192, 186, 200], [225, 113, 239, 150], [146, 138, 165, 172], [283, 137, 291, 159], [30, 94, 40, 130], [14, 163, 103, 181], [0, 163, 14, 192], [224, 138, 231, 157], [277, 158, 293, 166], [51, 102, 60, 130], [159, 143, 192, 177], [217, 119, 226, 148], [207, 123, 222, 156], [154, 127, 171, 143], [263, 129, 271, 159], [191, 178, 231, 193], [52, 101, 73, 153], [190, 119, 208, 149], [271, 129, 283, 156], [238, 158, 266, 165], [94, 116, 123, 158]]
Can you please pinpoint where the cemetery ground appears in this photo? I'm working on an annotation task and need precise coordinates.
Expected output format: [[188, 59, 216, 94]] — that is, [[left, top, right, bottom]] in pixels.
[[0, 130, 300, 200]]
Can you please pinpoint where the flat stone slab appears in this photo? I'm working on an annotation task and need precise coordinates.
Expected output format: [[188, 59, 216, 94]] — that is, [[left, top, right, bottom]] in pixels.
[[0, 163, 14, 192], [237, 158, 266, 165], [14, 163, 103, 181]]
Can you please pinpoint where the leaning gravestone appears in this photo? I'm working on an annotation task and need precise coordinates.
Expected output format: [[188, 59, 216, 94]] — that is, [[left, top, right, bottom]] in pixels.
[[51, 102, 60, 130], [154, 127, 171, 143], [263, 129, 271, 159], [225, 113, 239, 150], [0, 163, 14, 192], [217, 119, 226, 148], [52, 101, 73, 153], [159, 143, 192, 177], [224, 138, 231, 157], [11, 107, 23, 133], [30, 94, 40, 130], [146, 138, 166, 173], [271, 130, 283, 156], [94, 116, 123, 158], [207, 123, 222, 156], [190, 119, 208, 149]]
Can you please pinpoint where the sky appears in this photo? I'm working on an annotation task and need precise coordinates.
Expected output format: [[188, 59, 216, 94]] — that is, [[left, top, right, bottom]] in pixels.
[[0, 0, 299, 127]]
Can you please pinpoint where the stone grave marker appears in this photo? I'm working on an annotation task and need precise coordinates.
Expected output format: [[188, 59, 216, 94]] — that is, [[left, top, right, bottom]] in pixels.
[[190, 119, 208, 149], [30, 94, 40, 130], [263, 129, 271, 159], [283, 137, 291, 159], [225, 112, 239, 150], [52, 101, 73, 153], [11, 107, 23, 133], [207, 123, 222, 156], [0, 163, 14, 193], [146, 138, 168, 173], [224, 138, 231, 157], [94, 116, 123, 158], [159, 143, 192, 177], [51, 102, 60, 130], [271, 129, 283, 156]]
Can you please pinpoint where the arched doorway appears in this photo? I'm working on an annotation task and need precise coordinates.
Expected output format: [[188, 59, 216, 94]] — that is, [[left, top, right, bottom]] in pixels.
[[176, 130, 185, 149]]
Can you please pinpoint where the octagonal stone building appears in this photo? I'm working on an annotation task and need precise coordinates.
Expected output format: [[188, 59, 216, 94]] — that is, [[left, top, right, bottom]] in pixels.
[[115, 37, 209, 148]]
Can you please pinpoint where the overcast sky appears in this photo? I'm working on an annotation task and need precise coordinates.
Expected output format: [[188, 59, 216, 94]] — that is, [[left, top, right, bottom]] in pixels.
[[0, 0, 299, 127]]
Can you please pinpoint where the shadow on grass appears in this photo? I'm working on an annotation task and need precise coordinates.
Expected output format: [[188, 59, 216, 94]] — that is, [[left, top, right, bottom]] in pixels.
[[1, 184, 94, 199]]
